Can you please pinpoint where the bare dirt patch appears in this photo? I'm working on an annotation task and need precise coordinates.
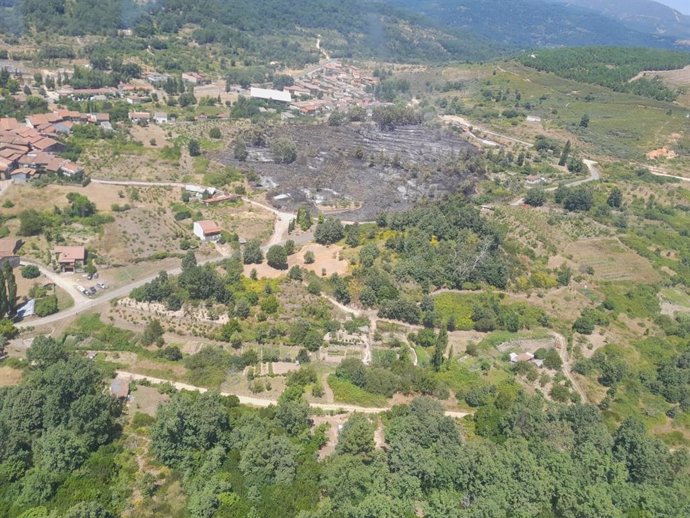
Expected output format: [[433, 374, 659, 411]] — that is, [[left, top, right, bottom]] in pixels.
[[130, 124, 170, 149], [244, 243, 348, 279], [564, 237, 660, 284], [0, 366, 23, 387], [128, 385, 170, 417], [647, 147, 678, 160]]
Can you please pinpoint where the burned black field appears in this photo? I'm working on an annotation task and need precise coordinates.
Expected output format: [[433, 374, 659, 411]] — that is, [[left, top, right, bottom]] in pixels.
[[214, 123, 481, 221]]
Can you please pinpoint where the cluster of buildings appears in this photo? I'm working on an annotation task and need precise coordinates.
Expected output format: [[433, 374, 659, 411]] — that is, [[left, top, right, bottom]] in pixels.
[[0, 110, 107, 182], [247, 60, 379, 116]]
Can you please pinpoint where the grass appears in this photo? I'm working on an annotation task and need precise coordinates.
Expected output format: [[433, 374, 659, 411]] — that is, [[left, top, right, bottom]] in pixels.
[[433, 292, 476, 330], [328, 375, 388, 407], [599, 282, 660, 319], [659, 287, 690, 307]]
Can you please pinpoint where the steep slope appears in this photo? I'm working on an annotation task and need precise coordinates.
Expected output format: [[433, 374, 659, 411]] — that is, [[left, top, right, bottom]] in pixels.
[[388, 0, 680, 48], [555, 0, 690, 40], [2, 0, 499, 63]]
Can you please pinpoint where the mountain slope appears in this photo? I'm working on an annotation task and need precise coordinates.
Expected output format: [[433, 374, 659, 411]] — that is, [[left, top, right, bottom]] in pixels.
[[0, 0, 499, 63], [387, 0, 681, 49], [554, 0, 690, 40]]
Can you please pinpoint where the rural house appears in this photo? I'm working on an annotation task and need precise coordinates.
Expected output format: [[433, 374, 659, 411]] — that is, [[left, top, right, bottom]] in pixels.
[[53, 245, 86, 272], [193, 220, 222, 242]]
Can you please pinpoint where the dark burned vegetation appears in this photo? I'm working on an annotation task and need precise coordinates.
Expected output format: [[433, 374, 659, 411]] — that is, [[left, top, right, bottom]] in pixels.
[[215, 122, 481, 220]]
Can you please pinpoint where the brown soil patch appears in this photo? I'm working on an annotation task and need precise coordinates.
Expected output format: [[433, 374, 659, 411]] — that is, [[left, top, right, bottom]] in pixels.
[[244, 243, 348, 279], [0, 366, 23, 387], [128, 385, 170, 417], [647, 147, 678, 160], [129, 124, 170, 148]]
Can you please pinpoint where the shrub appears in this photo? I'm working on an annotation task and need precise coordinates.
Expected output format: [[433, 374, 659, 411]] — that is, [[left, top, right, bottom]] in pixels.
[[35, 296, 58, 317], [21, 265, 41, 279]]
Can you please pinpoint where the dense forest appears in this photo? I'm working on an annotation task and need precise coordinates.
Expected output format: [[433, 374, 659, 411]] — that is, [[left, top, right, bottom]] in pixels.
[[519, 47, 690, 101], [1, 337, 687, 517]]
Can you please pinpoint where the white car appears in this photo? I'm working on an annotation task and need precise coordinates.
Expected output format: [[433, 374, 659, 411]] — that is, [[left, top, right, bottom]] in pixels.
[[76, 285, 86, 293], [97, 282, 108, 289]]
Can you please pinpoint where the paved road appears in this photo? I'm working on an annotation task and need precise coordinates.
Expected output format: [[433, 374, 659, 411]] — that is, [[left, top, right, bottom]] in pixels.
[[116, 370, 470, 418]]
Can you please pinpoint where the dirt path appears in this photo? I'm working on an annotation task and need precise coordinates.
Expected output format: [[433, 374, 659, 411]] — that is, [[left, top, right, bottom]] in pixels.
[[115, 370, 471, 418], [321, 373, 334, 403], [552, 332, 587, 403]]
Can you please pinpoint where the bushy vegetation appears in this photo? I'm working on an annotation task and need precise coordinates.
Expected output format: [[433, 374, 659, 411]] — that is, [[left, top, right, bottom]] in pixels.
[[0, 337, 125, 516], [521, 47, 690, 101]]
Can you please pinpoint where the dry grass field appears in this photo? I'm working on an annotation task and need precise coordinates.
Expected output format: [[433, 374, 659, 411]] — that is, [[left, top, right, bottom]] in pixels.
[[564, 237, 661, 284], [243, 243, 348, 279]]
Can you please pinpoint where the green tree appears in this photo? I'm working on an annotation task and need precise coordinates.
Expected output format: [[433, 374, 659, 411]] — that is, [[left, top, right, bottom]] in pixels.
[[336, 413, 375, 457], [4, 263, 17, 315], [524, 189, 546, 207], [21, 265, 41, 279], [432, 328, 447, 372], [266, 245, 288, 270], [607, 188, 623, 208], [34, 427, 87, 474], [0, 267, 6, 318], [558, 139, 571, 166], [243, 239, 263, 264], [181, 250, 198, 271], [296, 207, 312, 230], [275, 387, 310, 436], [141, 319, 164, 346], [188, 139, 201, 157], [26, 335, 68, 368], [304, 250, 316, 264], [315, 218, 344, 245], [209, 127, 222, 139], [18, 209, 46, 236], [240, 435, 298, 487], [151, 392, 231, 466], [580, 114, 590, 128]]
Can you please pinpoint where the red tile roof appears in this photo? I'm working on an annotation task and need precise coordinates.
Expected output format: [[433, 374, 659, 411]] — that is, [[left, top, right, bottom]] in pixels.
[[196, 220, 222, 235], [54, 246, 86, 263]]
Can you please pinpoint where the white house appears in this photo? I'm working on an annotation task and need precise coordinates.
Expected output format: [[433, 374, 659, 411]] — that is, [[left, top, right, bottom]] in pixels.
[[154, 112, 169, 125], [193, 220, 222, 241], [250, 87, 292, 103]]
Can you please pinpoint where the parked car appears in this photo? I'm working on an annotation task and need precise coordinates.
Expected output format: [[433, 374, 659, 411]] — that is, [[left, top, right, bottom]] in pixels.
[[97, 282, 108, 289], [87, 287, 97, 296], [76, 285, 86, 293]]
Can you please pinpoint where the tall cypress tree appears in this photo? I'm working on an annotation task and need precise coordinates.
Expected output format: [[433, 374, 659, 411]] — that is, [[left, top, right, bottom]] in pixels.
[[433, 327, 448, 372], [559, 140, 571, 167], [0, 267, 7, 319], [3, 263, 16, 316]]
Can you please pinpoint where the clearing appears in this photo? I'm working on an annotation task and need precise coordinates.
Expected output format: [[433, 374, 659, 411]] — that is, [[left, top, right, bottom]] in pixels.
[[243, 243, 348, 279]]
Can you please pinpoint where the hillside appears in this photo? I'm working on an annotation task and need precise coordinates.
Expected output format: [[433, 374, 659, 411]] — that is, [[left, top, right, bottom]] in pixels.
[[388, 0, 683, 49], [0, 0, 499, 64], [555, 0, 690, 40]]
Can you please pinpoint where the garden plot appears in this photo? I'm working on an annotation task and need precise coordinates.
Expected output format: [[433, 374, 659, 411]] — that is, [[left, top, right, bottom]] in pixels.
[[214, 123, 479, 221], [564, 237, 661, 283]]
